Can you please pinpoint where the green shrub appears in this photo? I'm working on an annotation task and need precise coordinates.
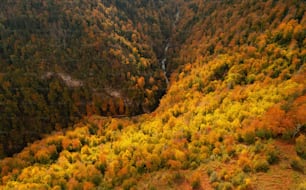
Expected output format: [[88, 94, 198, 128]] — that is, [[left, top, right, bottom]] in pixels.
[[290, 157, 304, 173], [191, 179, 201, 189], [243, 131, 256, 145], [190, 171, 202, 189], [91, 174, 102, 186], [149, 186, 157, 190], [255, 128, 272, 139], [88, 123, 98, 134], [122, 178, 137, 190], [209, 171, 219, 183], [190, 161, 199, 170], [281, 130, 294, 141], [217, 182, 234, 190], [207, 167, 214, 176], [296, 135, 306, 159], [253, 159, 269, 172], [117, 123, 124, 131], [266, 148, 280, 164], [253, 140, 264, 153], [172, 172, 184, 184], [231, 172, 245, 186]]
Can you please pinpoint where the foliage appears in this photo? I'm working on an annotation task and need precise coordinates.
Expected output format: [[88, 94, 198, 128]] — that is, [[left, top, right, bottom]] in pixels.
[[0, 0, 305, 189], [290, 157, 305, 173], [296, 135, 306, 159], [253, 159, 270, 172], [0, 0, 173, 156], [298, 182, 306, 190]]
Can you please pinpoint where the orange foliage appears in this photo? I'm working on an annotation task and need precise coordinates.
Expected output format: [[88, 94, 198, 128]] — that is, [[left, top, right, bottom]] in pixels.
[[83, 182, 95, 190], [117, 166, 129, 179], [137, 76, 145, 89], [67, 178, 81, 190], [263, 104, 287, 134], [62, 138, 81, 151], [167, 159, 182, 169], [0, 1, 305, 189]]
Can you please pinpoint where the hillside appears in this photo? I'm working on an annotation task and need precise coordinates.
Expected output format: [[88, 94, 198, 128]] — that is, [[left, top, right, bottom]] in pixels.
[[0, 0, 179, 156], [0, 0, 306, 189]]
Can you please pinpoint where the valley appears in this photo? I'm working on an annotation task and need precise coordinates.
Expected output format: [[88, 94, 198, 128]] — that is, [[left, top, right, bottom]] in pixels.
[[0, 0, 305, 189]]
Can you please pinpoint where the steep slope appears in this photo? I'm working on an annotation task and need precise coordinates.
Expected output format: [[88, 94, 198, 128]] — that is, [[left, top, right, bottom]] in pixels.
[[0, 0, 178, 156], [0, 0, 305, 189]]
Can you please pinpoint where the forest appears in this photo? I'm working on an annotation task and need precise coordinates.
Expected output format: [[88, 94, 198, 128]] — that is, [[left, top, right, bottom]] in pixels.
[[0, 0, 177, 156], [0, 0, 305, 189]]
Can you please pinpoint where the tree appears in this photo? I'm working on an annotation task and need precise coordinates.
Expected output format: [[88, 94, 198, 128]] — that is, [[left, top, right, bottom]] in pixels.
[[118, 98, 125, 114], [137, 76, 145, 89]]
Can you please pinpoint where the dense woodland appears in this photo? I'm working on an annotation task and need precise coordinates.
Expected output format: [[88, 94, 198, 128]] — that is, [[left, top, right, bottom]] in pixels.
[[0, 0, 306, 189], [0, 0, 178, 156]]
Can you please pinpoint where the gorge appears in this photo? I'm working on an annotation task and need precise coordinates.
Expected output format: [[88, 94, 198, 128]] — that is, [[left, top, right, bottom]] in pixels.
[[0, 0, 305, 189]]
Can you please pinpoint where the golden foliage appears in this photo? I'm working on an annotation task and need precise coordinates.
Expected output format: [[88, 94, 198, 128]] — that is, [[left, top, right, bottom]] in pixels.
[[0, 0, 305, 189]]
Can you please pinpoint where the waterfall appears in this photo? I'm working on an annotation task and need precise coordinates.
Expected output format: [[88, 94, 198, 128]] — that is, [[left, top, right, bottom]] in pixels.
[[160, 10, 180, 87]]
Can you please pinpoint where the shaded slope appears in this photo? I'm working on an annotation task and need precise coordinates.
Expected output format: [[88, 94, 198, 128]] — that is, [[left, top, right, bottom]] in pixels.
[[0, 0, 178, 156]]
